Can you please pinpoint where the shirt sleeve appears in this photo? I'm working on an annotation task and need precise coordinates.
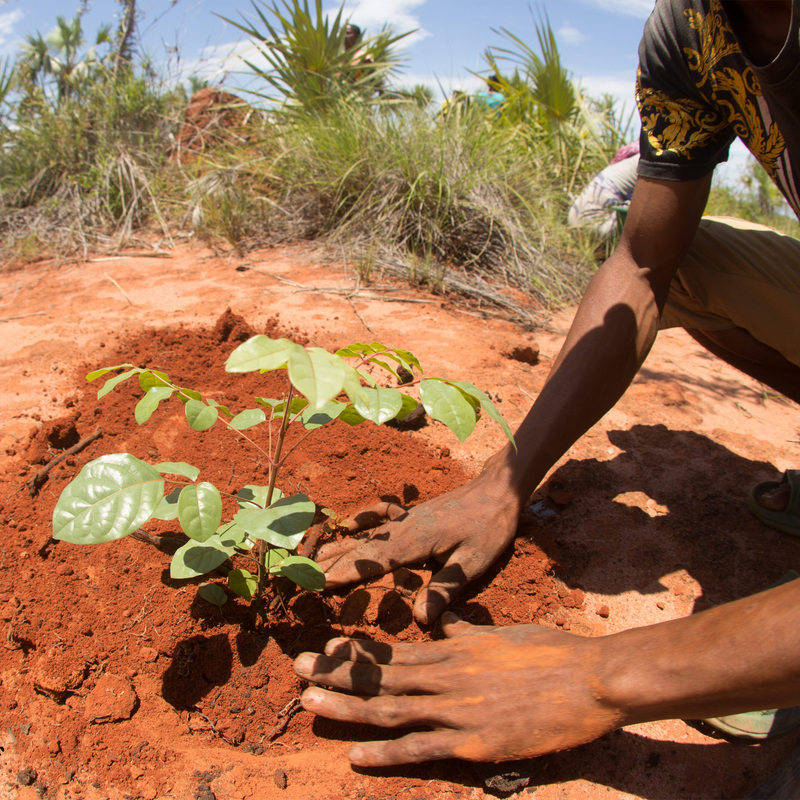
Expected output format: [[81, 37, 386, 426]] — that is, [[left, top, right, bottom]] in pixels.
[[636, 0, 736, 182]]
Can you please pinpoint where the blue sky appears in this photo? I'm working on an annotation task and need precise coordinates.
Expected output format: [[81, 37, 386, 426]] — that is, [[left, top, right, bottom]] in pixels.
[[0, 0, 750, 180]]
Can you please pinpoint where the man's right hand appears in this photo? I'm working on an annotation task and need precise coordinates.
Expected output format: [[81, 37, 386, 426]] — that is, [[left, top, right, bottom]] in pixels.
[[317, 467, 523, 624]]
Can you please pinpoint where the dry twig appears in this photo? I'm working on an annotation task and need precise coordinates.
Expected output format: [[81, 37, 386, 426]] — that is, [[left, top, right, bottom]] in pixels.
[[28, 428, 103, 496], [104, 273, 134, 305]]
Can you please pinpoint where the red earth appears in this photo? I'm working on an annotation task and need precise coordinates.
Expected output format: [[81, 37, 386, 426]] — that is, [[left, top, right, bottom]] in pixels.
[[1, 244, 800, 799]]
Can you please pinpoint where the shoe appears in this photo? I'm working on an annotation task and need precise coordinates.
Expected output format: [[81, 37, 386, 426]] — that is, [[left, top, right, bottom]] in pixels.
[[748, 469, 800, 537], [703, 570, 800, 741]]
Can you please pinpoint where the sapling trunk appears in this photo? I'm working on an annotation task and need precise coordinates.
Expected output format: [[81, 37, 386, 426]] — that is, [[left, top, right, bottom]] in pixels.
[[257, 384, 295, 597]]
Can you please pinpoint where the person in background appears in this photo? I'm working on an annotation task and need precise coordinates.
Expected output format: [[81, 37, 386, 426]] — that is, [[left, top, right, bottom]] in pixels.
[[568, 142, 640, 237], [343, 23, 373, 81], [474, 73, 505, 113]]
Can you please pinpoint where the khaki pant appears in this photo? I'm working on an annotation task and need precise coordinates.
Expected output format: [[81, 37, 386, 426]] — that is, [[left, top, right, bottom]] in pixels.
[[659, 216, 800, 367]]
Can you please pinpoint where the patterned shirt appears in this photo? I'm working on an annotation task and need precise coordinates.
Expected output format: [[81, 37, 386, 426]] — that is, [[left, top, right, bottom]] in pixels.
[[636, 0, 800, 216]]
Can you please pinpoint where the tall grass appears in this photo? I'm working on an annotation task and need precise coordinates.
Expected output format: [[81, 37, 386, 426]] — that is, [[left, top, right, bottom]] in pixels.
[[2, 0, 792, 322], [0, 52, 185, 260]]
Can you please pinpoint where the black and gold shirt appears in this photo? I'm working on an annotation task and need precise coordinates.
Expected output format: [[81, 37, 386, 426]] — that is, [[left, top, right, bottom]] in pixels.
[[637, 0, 800, 216]]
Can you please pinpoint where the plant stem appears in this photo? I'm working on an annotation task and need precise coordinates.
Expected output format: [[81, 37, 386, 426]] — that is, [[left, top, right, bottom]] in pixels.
[[256, 385, 295, 596]]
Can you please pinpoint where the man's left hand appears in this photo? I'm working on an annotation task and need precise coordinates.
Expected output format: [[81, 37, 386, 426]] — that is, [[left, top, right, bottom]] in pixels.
[[294, 613, 624, 766]]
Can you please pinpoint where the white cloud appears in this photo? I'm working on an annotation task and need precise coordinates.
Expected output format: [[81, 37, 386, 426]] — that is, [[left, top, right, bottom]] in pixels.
[[331, 0, 431, 46], [558, 22, 589, 46], [577, 72, 638, 110], [0, 9, 22, 56], [580, 0, 655, 19]]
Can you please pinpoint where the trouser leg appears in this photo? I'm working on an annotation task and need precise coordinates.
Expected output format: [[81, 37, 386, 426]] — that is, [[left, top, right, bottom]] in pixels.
[[659, 215, 800, 401]]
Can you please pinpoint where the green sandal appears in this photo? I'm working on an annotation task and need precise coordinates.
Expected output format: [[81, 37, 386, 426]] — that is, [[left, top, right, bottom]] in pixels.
[[748, 470, 800, 537], [703, 570, 800, 741]]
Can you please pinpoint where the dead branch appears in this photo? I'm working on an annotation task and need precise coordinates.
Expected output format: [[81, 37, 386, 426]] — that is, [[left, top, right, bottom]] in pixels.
[[28, 429, 103, 496]]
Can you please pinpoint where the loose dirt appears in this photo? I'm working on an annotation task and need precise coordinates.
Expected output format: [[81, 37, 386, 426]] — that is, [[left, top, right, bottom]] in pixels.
[[1, 244, 799, 800]]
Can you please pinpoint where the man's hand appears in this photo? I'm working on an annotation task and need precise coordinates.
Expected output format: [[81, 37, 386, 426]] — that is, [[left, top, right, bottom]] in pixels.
[[294, 613, 624, 766], [317, 470, 523, 624]]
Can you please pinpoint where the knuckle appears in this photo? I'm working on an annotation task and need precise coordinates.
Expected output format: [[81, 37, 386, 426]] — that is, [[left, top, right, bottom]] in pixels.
[[369, 696, 403, 727]]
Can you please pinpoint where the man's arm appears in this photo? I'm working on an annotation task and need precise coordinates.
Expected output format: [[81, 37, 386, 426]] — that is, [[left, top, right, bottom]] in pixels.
[[319, 174, 713, 622], [295, 577, 800, 766]]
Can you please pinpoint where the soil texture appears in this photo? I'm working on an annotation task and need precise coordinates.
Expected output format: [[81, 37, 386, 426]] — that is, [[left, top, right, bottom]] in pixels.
[[1, 244, 800, 800]]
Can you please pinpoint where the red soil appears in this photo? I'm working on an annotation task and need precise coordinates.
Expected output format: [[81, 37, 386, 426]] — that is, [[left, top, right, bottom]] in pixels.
[[1, 244, 800, 799]]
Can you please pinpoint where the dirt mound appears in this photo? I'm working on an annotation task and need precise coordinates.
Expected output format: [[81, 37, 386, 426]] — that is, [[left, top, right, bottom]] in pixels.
[[172, 89, 254, 164], [0, 310, 557, 799]]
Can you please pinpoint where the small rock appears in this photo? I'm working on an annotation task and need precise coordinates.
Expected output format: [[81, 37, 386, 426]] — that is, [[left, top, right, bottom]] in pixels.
[[546, 481, 574, 506], [139, 647, 158, 662], [597, 605, 610, 619], [18, 768, 37, 786], [32, 647, 89, 702], [656, 601, 665, 610], [84, 674, 138, 722], [273, 768, 287, 789]]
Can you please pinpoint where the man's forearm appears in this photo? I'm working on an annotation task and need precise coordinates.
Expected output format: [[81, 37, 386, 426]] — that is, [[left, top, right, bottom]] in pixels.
[[600, 578, 800, 724], [483, 175, 713, 508], [484, 249, 663, 505]]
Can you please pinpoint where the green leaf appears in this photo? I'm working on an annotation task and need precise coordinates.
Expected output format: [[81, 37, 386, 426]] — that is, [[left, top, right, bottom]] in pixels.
[[170, 537, 234, 579], [207, 398, 233, 417], [353, 386, 403, 425], [233, 493, 315, 549], [255, 397, 280, 409], [266, 547, 289, 568], [299, 400, 347, 430], [390, 348, 422, 374], [155, 462, 200, 481], [366, 357, 400, 380], [447, 380, 516, 449], [288, 347, 346, 411], [237, 485, 283, 509], [225, 336, 300, 373], [340, 363, 370, 407], [177, 388, 202, 404], [138, 370, 171, 393], [185, 399, 219, 431], [216, 520, 253, 548], [97, 368, 139, 399], [274, 556, 326, 592], [178, 482, 223, 542], [230, 408, 267, 430], [86, 364, 135, 382], [335, 346, 362, 358], [272, 397, 309, 420], [134, 386, 174, 425], [151, 486, 181, 521], [337, 405, 367, 426], [420, 379, 477, 443], [337, 342, 377, 357], [198, 583, 227, 606], [228, 569, 258, 600], [53, 454, 164, 544], [395, 393, 419, 420]]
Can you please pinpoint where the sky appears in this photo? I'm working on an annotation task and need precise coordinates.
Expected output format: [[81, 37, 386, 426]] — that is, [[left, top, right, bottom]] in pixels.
[[0, 0, 751, 182]]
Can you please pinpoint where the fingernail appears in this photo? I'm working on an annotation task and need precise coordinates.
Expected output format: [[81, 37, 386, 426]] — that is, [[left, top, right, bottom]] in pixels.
[[349, 745, 366, 764], [422, 601, 440, 622], [300, 687, 322, 709], [324, 637, 349, 656], [294, 653, 316, 677]]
